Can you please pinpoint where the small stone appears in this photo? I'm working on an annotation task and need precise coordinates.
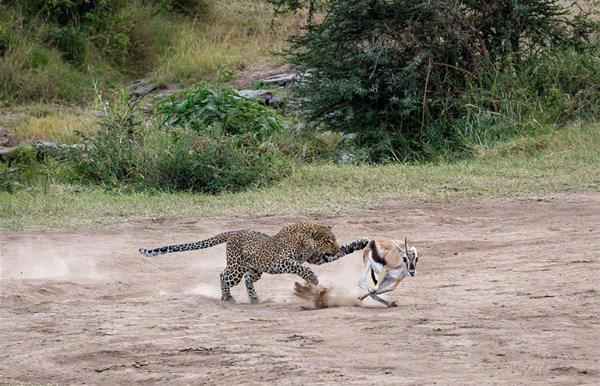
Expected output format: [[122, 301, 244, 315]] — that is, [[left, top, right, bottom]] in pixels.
[[0, 146, 19, 162], [237, 89, 274, 105], [128, 80, 157, 98], [261, 72, 309, 87]]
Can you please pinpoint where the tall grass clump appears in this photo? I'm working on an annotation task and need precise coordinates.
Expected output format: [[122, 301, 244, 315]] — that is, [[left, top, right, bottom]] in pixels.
[[73, 87, 291, 193], [450, 45, 600, 155]]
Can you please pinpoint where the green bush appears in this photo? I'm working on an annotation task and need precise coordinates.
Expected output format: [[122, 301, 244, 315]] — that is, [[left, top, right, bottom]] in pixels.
[[73, 92, 291, 193], [17, 0, 174, 74], [272, 0, 597, 161], [156, 85, 284, 139]]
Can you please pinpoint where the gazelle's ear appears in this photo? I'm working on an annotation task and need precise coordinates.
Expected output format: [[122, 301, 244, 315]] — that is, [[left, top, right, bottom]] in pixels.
[[325, 225, 332, 229]]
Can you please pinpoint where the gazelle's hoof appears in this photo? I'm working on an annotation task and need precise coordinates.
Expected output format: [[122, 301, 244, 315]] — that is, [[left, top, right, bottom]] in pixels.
[[387, 301, 398, 307]]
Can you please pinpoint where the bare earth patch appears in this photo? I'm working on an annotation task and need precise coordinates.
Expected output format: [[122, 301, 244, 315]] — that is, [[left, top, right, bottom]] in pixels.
[[1, 193, 599, 384]]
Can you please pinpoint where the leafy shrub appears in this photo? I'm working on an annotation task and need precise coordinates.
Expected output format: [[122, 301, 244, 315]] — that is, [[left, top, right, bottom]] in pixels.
[[73, 92, 291, 193], [156, 85, 284, 139], [271, 0, 597, 160]]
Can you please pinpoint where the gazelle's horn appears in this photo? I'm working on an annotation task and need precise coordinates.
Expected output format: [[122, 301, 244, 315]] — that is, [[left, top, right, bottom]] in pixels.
[[405, 236, 408, 251]]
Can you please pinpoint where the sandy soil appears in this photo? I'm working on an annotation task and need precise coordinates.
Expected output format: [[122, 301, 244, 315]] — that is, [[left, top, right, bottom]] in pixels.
[[1, 193, 599, 385]]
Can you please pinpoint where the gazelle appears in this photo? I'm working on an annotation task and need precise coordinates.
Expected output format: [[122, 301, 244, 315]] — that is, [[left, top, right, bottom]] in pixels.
[[357, 237, 420, 307]]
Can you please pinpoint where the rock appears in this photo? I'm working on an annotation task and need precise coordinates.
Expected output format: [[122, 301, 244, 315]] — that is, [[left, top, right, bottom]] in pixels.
[[32, 141, 61, 159], [268, 95, 284, 107], [128, 80, 157, 98], [0, 146, 19, 162], [236, 89, 284, 107], [338, 152, 356, 165], [261, 72, 308, 87], [31, 141, 81, 160], [237, 89, 273, 101]]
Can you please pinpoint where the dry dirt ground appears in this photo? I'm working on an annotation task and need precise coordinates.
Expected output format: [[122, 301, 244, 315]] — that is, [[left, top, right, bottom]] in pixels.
[[1, 193, 599, 385]]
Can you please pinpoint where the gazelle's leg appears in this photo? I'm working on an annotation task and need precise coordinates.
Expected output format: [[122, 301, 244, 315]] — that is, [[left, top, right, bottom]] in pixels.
[[369, 293, 397, 307], [357, 260, 372, 292], [372, 266, 388, 292], [359, 275, 398, 300]]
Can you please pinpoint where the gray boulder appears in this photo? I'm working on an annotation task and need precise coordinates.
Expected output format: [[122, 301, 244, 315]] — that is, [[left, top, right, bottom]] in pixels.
[[261, 72, 308, 87], [128, 80, 157, 98], [237, 89, 284, 107], [0, 146, 19, 162], [32, 141, 80, 160]]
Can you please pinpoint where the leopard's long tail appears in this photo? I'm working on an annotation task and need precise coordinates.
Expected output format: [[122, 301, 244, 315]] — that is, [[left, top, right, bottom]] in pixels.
[[139, 231, 236, 257]]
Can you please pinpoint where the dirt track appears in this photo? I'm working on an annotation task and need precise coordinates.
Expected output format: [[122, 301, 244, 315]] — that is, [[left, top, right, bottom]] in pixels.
[[1, 194, 599, 384]]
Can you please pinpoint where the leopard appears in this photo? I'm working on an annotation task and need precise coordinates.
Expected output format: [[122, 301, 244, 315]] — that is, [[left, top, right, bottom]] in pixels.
[[139, 222, 369, 304]]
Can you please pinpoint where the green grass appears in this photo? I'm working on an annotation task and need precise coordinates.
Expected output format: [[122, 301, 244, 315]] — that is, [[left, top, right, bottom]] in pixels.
[[2, 122, 598, 231]]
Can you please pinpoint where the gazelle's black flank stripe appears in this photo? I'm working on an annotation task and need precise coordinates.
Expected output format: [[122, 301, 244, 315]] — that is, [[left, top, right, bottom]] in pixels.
[[370, 239, 387, 266], [139, 231, 237, 257]]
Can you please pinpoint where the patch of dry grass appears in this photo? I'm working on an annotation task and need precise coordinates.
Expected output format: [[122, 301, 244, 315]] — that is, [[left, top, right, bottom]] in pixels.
[[0, 104, 98, 144]]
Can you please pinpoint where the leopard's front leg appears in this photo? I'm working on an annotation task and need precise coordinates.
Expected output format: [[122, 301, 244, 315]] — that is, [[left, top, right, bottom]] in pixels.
[[308, 237, 370, 265]]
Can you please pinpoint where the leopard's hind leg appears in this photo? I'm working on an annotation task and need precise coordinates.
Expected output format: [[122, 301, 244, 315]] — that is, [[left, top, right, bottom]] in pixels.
[[220, 267, 243, 302], [220, 240, 245, 302], [244, 269, 263, 304]]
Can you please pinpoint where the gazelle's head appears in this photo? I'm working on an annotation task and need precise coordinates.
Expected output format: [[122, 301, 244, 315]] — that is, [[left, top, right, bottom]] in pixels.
[[394, 238, 419, 276]]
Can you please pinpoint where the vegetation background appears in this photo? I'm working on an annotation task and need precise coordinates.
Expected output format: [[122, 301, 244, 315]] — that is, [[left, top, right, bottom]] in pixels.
[[0, 0, 598, 230]]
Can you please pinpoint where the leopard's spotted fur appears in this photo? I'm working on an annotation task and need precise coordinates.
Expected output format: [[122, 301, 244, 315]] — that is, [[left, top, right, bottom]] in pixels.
[[139, 223, 368, 303]]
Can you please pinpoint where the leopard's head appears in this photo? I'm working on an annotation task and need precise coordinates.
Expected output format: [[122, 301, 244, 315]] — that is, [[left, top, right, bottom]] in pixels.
[[307, 224, 340, 255]]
